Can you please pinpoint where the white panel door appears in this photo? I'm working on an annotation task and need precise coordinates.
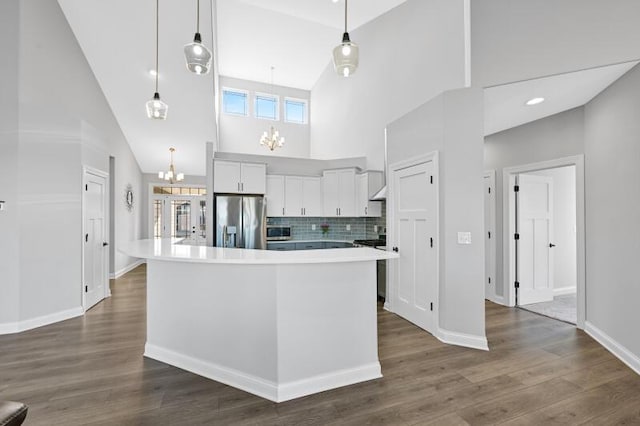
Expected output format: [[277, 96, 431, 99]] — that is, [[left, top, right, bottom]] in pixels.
[[214, 160, 241, 193], [391, 161, 437, 333], [484, 175, 495, 301], [302, 177, 322, 217], [84, 171, 108, 311], [266, 175, 285, 217], [518, 174, 554, 305], [285, 176, 304, 216], [241, 163, 266, 194]]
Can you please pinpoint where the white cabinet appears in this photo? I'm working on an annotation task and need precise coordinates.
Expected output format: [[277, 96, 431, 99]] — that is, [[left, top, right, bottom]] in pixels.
[[213, 160, 266, 194], [356, 172, 383, 217], [322, 169, 357, 217], [285, 176, 322, 217], [266, 175, 285, 217]]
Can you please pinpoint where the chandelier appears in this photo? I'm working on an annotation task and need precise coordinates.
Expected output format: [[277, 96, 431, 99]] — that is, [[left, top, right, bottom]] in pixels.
[[260, 126, 285, 151], [260, 66, 285, 151], [158, 148, 184, 183]]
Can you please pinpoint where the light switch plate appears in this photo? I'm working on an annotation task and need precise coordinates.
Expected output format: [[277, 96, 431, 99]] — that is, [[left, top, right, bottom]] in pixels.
[[311, 224, 316, 231], [0, 201, 5, 211], [457, 232, 472, 245]]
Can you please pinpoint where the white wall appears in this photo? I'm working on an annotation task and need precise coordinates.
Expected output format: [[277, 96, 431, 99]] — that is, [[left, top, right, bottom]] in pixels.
[[472, 0, 640, 87], [484, 107, 585, 298], [219, 76, 310, 158], [584, 63, 640, 361], [387, 87, 486, 344], [528, 166, 577, 294], [0, 0, 20, 326], [310, 0, 468, 170], [0, 0, 143, 330]]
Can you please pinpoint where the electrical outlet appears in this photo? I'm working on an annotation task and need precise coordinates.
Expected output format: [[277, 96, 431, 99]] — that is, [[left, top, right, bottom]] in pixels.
[[346, 224, 351, 231], [311, 224, 316, 231], [457, 232, 472, 245], [0, 201, 5, 211], [374, 225, 378, 233]]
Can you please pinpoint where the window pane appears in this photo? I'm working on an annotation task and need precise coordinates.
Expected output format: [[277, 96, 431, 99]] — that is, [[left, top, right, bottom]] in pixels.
[[285, 99, 306, 124], [256, 95, 277, 120], [223, 90, 247, 115], [153, 200, 163, 238]]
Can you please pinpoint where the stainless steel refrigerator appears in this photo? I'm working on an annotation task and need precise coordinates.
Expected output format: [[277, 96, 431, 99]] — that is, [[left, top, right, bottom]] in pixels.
[[215, 195, 267, 249]]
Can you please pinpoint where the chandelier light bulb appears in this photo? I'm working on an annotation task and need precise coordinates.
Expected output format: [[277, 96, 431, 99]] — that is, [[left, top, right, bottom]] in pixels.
[[342, 44, 351, 56]]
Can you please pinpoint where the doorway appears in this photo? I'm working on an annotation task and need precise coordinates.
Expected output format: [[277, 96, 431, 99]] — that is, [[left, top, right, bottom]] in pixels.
[[150, 186, 207, 245], [504, 156, 585, 327], [83, 167, 109, 311], [387, 152, 439, 335]]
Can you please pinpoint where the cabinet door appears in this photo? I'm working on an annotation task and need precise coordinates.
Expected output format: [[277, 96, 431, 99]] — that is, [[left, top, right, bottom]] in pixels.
[[337, 169, 357, 217], [241, 163, 266, 194], [356, 174, 368, 216], [213, 160, 241, 193], [302, 177, 322, 217], [285, 176, 304, 217], [266, 175, 285, 217], [322, 171, 339, 217]]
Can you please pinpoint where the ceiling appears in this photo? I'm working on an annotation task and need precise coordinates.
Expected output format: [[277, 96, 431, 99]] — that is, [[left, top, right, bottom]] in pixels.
[[57, 0, 406, 176], [484, 61, 639, 136]]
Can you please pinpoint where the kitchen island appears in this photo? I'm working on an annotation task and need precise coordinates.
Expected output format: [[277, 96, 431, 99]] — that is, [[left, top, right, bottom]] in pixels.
[[121, 239, 398, 402]]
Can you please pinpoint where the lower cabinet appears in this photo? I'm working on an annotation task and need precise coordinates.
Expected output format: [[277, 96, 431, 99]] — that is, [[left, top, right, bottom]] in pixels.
[[266, 241, 354, 251]]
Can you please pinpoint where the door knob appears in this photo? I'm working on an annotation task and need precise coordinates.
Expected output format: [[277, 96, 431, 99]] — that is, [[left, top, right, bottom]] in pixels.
[[103, 242, 109, 247], [549, 243, 556, 248]]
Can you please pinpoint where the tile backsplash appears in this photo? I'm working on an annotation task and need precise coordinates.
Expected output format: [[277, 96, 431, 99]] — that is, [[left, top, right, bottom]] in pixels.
[[267, 201, 386, 241]]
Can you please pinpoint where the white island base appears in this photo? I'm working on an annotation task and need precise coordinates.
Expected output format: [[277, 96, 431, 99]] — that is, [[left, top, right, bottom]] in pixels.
[[143, 256, 384, 402]]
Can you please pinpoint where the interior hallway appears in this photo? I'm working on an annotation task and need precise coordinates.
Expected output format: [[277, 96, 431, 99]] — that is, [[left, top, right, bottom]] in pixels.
[[0, 266, 639, 425]]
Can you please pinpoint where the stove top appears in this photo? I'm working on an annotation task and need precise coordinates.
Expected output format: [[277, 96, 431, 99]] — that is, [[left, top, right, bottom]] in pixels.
[[353, 238, 386, 248]]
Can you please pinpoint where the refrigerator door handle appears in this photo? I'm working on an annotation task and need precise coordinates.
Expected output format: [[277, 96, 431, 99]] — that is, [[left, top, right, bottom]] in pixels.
[[222, 225, 228, 248]]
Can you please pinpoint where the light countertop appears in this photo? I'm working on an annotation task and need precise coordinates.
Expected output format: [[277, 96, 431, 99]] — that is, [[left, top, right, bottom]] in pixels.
[[121, 239, 398, 265]]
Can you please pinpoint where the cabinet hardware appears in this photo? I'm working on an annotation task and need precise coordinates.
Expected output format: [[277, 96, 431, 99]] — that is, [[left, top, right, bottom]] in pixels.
[[549, 243, 556, 248], [282, 207, 285, 215], [392, 247, 399, 253], [365, 206, 368, 215]]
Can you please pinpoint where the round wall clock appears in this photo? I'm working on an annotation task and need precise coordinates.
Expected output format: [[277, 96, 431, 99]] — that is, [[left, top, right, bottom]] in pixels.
[[125, 184, 134, 212]]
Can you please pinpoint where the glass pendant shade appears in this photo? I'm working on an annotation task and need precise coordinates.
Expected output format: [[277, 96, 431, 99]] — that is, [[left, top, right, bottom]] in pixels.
[[146, 92, 168, 120], [333, 32, 359, 77], [184, 33, 212, 75]]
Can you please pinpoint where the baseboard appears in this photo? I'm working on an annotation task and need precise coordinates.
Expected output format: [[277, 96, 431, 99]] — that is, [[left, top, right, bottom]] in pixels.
[[277, 363, 381, 403], [437, 328, 489, 351], [553, 286, 577, 296], [0, 306, 84, 335], [488, 294, 506, 306], [145, 343, 382, 403], [110, 259, 145, 279], [585, 321, 640, 376]]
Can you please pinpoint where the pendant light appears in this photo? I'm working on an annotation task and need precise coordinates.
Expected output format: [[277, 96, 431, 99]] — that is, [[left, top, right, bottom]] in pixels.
[[332, 0, 359, 77], [260, 67, 285, 151], [158, 148, 185, 183], [146, 0, 168, 120], [184, 0, 213, 75]]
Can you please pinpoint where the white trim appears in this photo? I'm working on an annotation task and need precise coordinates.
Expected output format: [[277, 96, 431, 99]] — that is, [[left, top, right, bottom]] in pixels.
[[437, 328, 489, 351], [0, 307, 84, 335], [387, 151, 440, 335], [585, 321, 640, 376], [463, 0, 471, 87], [553, 286, 577, 296], [110, 259, 146, 279], [502, 155, 586, 329], [144, 343, 381, 403], [484, 170, 497, 303]]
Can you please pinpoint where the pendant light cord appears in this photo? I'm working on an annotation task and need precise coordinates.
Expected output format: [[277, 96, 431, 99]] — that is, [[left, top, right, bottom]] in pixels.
[[155, 0, 159, 93], [344, 0, 348, 33], [196, 0, 200, 34]]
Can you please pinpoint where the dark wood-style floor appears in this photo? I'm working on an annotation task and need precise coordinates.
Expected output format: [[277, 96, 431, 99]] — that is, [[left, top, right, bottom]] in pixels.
[[1, 265, 639, 425]]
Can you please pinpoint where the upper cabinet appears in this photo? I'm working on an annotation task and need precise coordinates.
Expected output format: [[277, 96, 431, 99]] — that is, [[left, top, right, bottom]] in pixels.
[[266, 175, 285, 217], [356, 172, 383, 217], [285, 176, 322, 217], [214, 160, 266, 194], [322, 169, 357, 217]]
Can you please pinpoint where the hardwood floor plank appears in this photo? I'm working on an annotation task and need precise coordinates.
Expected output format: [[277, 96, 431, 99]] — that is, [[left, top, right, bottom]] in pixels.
[[1, 267, 639, 425]]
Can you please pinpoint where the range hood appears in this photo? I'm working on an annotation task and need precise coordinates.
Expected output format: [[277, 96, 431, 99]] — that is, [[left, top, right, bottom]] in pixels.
[[370, 128, 388, 201]]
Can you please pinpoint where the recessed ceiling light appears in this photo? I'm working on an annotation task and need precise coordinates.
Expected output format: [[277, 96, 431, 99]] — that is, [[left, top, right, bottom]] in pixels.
[[525, 97, 545, 106], [149, 69, 158, 77]]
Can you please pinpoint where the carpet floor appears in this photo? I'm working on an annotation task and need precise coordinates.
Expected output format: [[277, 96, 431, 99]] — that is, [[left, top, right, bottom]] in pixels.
[[520, 293, 577, 325]]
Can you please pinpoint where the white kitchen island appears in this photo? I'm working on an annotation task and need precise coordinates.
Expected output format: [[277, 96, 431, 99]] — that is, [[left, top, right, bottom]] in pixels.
[[121, 239, 398, 402]]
